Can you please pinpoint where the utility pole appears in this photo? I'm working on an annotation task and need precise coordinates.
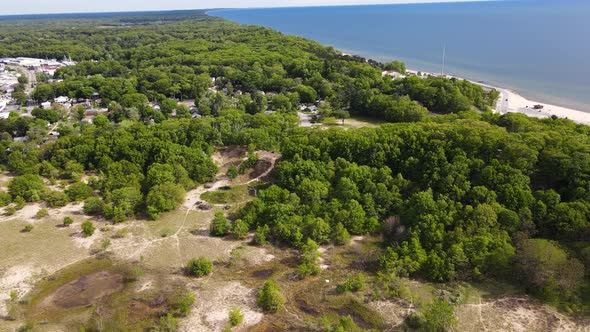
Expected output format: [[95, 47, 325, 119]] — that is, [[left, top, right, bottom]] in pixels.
[[441, 43, 446, 77]]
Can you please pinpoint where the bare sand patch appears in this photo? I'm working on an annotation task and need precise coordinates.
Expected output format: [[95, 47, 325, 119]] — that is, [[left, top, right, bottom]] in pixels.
[[0, 264, 37, 316], [179, 281, 263, 332], [367, 300, 411, 329], [456, 297, 589, 332]]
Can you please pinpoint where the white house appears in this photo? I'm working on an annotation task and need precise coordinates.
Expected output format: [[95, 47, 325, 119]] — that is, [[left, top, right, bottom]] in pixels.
[[382, 70, 406, 80], [55, 96, 69, 104]]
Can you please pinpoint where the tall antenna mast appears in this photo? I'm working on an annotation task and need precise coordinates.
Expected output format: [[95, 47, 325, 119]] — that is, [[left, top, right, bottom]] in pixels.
[[441, 43, 446, 77]]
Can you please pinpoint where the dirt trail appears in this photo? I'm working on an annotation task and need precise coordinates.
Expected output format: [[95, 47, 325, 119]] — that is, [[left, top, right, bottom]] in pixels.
[[176, 150, 279, 267], [0, 149, 281, 326], [247, 151, 280, 184]]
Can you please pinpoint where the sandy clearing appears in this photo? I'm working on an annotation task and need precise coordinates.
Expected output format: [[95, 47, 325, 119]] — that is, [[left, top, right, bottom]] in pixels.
[[0, 201, 84, 225], [179, 281, 263, 332], [367, 300, 411, 330], [456, 297, 589, 332], [0, 264, 37, 316]]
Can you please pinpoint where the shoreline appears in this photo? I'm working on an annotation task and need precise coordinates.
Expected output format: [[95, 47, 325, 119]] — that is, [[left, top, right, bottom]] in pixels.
[[209, 10, 590, 125], [403, 68, 590, 125], [341, 48, 590, 124], [491, 87, 590, 126]]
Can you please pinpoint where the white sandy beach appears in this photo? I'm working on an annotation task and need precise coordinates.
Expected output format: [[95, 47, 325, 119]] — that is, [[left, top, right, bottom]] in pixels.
[[493, 88, 590, 125]]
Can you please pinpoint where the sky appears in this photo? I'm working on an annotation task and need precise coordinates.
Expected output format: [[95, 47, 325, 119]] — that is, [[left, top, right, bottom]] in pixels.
[[0, 0, 487, 15]]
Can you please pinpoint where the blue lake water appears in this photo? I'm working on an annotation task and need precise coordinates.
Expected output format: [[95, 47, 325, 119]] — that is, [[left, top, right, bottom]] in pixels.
[[212, 0, 590, 111]]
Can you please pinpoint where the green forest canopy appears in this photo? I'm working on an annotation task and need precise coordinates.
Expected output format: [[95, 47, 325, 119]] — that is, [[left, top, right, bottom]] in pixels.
[[0, 11, 588, 313]]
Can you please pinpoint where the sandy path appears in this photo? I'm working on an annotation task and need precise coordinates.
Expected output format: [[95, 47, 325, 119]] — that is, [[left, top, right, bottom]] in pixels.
[[298, 112, 314, 127]]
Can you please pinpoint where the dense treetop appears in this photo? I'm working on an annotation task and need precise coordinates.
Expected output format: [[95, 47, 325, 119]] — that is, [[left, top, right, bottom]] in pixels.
[[0, 11, 588, 314]]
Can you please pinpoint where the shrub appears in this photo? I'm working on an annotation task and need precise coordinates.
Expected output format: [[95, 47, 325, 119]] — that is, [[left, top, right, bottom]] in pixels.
[[253, 225, 270, 245], [410, 298, 457, 332], [8, 174, 45, 202], [62, 160, 84, 180], [0, 191, 11, 206], [83, 197, 105, 215], [22, 224, 33, 232], [14, 196, 25, 210], [44, 190, 69, 208], [63, 216, 74, 226], [297, 239, 321, 278], [515, 238, 584, 301], [18, 321, 34, 332], [145, 183, 185, 220], [114, 227, 129, 238], [156, 313, 178, 332], [337, 273, 365, 293], [256, 279, 285, 313], [5, 206, 16, 215], [101, 239, 111, 251], [296, 263, 321, 278], [238, 153, 258, 174], [210, 212, 231, 237], [227, 165, 238, 180], [35, 208, 48, 218], [228, 307, 244, 326], [232, 219, 249, 240], [81, 220, 95, 237], [325, 316, 362, 332], [170, 291, 195, 317], [332, 222, 350, 245], [65, 182, 93, 201], [185, 257, 213, 277]]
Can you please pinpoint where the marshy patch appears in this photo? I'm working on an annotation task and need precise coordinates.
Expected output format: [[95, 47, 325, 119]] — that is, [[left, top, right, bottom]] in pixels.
[[19, 258, 191, 330], [251, 269, 274, 278], [47, 270, 124, 309]]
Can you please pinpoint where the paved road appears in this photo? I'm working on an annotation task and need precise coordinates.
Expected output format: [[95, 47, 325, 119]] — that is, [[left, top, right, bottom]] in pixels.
[[6, 65, 36, 94], [24, 69, 36, 95]]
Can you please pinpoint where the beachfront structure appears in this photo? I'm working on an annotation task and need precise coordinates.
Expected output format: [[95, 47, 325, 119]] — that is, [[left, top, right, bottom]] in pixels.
[[382, 70, 406, 80]]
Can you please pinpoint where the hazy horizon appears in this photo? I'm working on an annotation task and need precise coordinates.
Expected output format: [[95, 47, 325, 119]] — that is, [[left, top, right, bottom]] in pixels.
[[0, 0, 490, 16]]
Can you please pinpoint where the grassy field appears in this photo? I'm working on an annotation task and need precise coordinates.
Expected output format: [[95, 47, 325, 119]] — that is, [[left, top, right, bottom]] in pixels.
[[200, 185, 251, 205]]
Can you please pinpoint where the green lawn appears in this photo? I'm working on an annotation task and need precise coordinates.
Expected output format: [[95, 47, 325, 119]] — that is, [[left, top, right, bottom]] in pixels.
[[200, 185, 251, 205]]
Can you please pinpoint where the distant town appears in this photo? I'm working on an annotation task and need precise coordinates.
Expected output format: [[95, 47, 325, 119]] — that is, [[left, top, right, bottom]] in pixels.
[[0, 57, 76, 113]]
